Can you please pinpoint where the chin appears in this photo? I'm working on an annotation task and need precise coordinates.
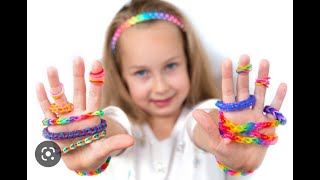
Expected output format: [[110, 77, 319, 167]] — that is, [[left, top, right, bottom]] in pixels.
[[149, 106, 181, 118]]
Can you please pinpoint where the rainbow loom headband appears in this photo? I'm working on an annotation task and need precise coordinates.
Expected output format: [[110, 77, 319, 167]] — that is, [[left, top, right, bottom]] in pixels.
[[111, 12, 185, 52]]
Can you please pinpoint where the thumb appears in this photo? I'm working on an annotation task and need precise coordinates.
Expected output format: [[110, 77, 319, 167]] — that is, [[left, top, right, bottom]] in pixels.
[[94, 134, 135, 158], [192, 109, 222, 150]]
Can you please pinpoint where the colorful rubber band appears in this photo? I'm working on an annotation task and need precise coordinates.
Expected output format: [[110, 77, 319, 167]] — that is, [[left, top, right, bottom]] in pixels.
[[216, 158, 254, 176], [219, 129, 278, 145], [49, 102, 74, 114], [89, 69, 105, 86], [236, 64, 252, 74], [42, 110, 104, 126], [111, 12, 185, 53], [75, 156, 112, 176], [215, 95, 256, 111], [263, 105, 287, 125], [62, 130, 107, 154], [218, 111, 279, 145], [43, 119, 107, 140], [255, 77, 270, 88], [219, 111, 280, 133], [50, 83, 65, 100]]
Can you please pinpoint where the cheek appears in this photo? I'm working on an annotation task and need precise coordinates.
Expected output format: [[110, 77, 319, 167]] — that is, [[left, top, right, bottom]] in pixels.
[[126, 79, 150, 103], [169, 71, 190, 94]]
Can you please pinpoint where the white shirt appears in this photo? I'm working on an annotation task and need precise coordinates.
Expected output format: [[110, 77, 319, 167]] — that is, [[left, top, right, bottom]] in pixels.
[[101, 99, 250, 180]]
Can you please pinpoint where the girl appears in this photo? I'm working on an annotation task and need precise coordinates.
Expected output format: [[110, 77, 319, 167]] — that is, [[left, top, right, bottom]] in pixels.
[[36, 0, 287, 179]]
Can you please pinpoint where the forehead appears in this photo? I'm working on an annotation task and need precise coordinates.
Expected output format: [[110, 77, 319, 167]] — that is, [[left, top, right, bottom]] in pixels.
[[118, 21, 184, 65]]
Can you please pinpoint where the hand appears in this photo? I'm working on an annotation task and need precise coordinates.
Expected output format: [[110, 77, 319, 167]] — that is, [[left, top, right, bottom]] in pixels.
[[36, 57, 134, 172], [193, 55, 287, 171]]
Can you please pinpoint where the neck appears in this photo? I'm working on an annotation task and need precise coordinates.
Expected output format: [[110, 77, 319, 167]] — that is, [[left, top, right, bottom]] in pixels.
[[148, 109, 182, 141]]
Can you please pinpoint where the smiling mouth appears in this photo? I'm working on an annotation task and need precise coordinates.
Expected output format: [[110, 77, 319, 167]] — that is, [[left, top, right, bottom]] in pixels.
[[151, 96, 174, 107]]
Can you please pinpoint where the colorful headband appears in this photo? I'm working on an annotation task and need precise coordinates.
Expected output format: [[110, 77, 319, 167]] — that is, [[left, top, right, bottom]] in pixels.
[[111, 12, 185, 52]]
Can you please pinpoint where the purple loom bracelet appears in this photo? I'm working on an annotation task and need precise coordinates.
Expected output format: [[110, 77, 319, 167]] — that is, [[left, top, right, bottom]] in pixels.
[[42, 119, 107, 140], [263, 105, 287, 125], [215, 95, 256, 111]]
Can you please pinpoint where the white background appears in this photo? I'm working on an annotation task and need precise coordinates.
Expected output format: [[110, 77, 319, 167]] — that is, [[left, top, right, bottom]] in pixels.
[[27, 0, 293, 180]]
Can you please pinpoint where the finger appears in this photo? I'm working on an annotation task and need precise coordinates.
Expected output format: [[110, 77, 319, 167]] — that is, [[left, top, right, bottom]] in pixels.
[[87, 60, 104, 111], [222, 59, 235, 103], [36, 83, 57, 119], [192, 109, 221, 151], [73, 57, 86, 111], [94, 134, 134, 158], [47, 66, 68, 105], [266, 83, 287, 120], [253, 60, 270, 111], [236, 54, 250, 101]]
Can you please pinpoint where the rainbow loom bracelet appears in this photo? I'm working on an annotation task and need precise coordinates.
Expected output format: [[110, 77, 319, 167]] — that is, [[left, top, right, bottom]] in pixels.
[[215, 95, 256, 111], [42, 110, 104, 126], [219, 129, 278, 145], [216, 159, 254, 176], [263, 105, 287, 125], [62, 130, 107, 154], [236, 64, 252, 74], [111, 12, 185, 52], [43, 119, 107, 140], [219, 111, 280, 133], [75, 156, 112, 176]]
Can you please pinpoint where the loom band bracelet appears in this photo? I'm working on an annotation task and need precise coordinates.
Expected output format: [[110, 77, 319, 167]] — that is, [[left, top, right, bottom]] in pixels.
[[216, 158, 254, 176], [62, 130, 107, 154], [49, 102, 74, 114], [236, 63, 252, 74], [42, 119, 107, 140], [216, 95, 256, 112], [75, 156, 112, 176], [241, 130, 278, 141], [219, 131, 278, 145], [220, 130, 278, 145], [219, 112, 280, 133], [263, 105, 287, 125], [219, 120, 280, 134], [218, 124, 278, 141], [42, 110, 104, 126]]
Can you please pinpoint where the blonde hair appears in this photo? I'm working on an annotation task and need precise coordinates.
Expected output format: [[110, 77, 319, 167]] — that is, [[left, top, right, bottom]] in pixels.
[[102, 0, 220, 124]]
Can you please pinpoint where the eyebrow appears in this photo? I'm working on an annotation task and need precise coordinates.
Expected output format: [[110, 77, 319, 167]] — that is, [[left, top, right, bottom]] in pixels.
[[128, 56, 180, 70]]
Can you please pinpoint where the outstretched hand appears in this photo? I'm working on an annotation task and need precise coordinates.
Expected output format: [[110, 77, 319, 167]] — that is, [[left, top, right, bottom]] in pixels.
[[193, 55, 287, 171], [36, 57, 134, 172]]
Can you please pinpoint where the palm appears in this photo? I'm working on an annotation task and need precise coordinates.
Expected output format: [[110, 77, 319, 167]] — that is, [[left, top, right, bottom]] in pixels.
[[36, 57, 133, 171]]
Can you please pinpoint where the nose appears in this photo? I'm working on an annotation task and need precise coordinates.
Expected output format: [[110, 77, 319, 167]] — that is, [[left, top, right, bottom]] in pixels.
[[152, 75, 169, 94]]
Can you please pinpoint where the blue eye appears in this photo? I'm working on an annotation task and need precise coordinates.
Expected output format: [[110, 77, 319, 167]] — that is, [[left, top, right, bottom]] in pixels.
[[166, 63, 177, 70], [135, 70, 147, 77]]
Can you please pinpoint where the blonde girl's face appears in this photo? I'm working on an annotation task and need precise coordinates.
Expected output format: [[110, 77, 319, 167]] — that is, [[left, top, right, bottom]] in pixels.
[[119, 21, 190, 119]]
